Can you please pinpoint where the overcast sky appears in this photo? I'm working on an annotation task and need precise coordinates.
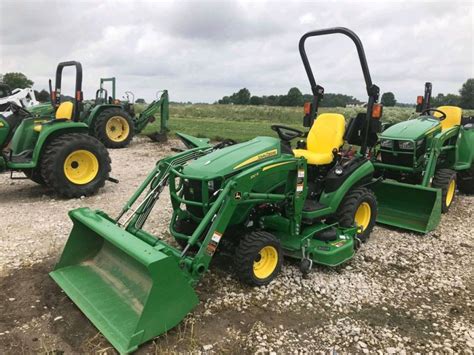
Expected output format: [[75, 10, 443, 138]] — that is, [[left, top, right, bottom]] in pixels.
[[0, 0, 472, 103]]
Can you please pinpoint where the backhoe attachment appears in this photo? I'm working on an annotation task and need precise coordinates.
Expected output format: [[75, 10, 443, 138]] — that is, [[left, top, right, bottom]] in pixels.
[[134, 90, 169, 142]]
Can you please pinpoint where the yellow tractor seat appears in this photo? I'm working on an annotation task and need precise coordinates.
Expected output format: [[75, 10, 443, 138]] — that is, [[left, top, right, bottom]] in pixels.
[[293, 113, 346, 165], [435, 106, 462, 131], [56, 102, 74, 120]]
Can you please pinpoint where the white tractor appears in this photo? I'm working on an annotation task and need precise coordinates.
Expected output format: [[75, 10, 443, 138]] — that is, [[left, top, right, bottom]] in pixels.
[[0, 84, 39, 116]]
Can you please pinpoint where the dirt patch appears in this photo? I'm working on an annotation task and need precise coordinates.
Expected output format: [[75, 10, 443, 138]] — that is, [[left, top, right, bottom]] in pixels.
[[0, 258, 331, 354]]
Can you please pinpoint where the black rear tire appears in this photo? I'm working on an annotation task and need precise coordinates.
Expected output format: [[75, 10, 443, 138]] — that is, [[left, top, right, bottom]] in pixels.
[[432, 169, 457, 213], [94, 108, 134, 148], [336, 187, 377, 242], [40, 133, 111, 198], [458, 165, 474, 195], [234, 231, 282, 286], [24, 168, 45, 185]]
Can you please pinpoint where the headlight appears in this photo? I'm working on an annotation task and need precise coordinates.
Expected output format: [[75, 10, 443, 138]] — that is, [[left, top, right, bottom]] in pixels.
[[380, 139, 393, 148], [207, 180, 215, 191], [398, 141, 414, 150]]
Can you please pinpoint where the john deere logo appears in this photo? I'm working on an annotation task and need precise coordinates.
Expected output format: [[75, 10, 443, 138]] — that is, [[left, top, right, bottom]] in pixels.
[[256, 150, 277, 160], [234, 149, 278, 170]]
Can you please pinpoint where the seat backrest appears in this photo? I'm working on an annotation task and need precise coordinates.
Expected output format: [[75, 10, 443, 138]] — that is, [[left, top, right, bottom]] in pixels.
[[56, 102, 74, 120], [436, 106, 462, 131], [307, 113, 346, 154]]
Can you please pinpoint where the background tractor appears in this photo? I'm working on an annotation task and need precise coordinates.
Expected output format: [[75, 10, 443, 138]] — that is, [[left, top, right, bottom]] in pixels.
[[0, 61, 111, 198], [29, 75, 170, 148], [372, 82, 474, 233], [50, 27, 383, 353], [0, 83, 39, 116]]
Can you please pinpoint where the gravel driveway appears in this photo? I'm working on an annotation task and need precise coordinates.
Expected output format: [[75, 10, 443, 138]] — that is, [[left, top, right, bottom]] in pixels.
[[1, 137, 473, 354]]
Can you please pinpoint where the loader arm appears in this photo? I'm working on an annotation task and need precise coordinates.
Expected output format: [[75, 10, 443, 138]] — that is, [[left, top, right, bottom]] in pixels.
[[50, 143, 304, 353]]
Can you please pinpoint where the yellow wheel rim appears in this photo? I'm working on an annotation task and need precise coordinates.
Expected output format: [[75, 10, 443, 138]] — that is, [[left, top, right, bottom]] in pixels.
[[253, 246, 278, 280], [106, 116, 130, 142], [355, 202, 371, 231], [446, 179, 456, 206], [63, 150, 99, 185]]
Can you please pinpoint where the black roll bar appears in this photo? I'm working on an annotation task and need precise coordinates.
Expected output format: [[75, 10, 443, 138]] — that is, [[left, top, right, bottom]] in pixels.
[[53, 61, 83, 121], [299, 27, 380, 155]]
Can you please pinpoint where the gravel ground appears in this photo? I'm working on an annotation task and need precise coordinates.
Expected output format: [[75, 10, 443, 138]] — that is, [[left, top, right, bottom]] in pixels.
[[1, 137, 473, 354]]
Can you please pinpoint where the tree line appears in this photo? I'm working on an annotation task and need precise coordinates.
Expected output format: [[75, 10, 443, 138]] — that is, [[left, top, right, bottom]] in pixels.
[[1, 72, 473, 109], [218, 79, 474, 109], [217, 87, 365, 107]]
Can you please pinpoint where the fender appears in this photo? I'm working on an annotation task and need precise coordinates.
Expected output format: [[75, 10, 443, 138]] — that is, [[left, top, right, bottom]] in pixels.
[[12, 121, 89, 169], [319, 159, 374, 212], [0, 116, 10, 148]]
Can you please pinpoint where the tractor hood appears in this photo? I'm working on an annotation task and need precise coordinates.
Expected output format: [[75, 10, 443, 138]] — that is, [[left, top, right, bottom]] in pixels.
[[183, 136, 281, 179], [29, 102, 54, 118], [381, 117, 441, 140]]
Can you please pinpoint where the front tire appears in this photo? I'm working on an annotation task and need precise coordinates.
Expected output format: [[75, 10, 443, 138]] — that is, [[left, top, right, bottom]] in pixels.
[[458, 165, 474, 195], [94, 108, 134, 148], [432, 169, 456, 213], [234, 231, 282, 286], [173, 218, 198, 250], [40, 133, 111, 198], [337, 187, 377, 242]]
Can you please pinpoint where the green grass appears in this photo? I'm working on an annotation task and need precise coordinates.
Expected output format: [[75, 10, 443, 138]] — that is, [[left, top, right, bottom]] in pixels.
[[140, 103, 474, 142]]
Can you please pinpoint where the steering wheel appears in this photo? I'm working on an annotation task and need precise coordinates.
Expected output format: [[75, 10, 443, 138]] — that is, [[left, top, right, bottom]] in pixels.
[[271, 125, 304, 142], [421, 108, 446, 121]]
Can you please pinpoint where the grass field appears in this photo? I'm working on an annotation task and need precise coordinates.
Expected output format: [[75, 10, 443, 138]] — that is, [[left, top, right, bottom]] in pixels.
[[140, 104, 474, 142]]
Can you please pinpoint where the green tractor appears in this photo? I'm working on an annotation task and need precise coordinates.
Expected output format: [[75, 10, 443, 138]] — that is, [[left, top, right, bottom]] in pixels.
[[372, 82, 474, 233], [0, 61, 111, 198], [29, 73, 170, 148], [51, 27, 383, 353]]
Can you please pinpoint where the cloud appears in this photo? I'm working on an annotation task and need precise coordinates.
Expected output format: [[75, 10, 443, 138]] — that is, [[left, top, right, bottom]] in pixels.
[[0, 0, 472, 103]]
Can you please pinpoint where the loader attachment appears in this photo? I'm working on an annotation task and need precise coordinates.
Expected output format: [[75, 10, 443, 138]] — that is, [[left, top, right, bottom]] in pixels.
[[50, 208, 199, 354], [372, 180, 441, 233]]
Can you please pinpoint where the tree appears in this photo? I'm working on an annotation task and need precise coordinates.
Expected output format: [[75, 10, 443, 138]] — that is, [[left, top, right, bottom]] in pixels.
[[218, 96, 232, 104], [381, 92, 396, 107], [431, 93, 461, 107], [285, 87, 304, 107], [2, 72, 34, 89], [459, 78, 474, 109], [230, 88, 251, 105], [249, 96, 264, 105], [135, 98, 146, 104], [34, 89, 50, 102]]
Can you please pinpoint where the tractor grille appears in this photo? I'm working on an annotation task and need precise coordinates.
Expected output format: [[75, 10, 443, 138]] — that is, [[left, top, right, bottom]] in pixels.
[[182, 178, 223, 218], [183, 179, 205, 217], [380, 140, 426, 168], [380, 151, 413, 167]]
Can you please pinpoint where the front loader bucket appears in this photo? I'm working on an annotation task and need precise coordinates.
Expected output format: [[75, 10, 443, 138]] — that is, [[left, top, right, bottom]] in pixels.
[[50, 208, 199, 354], [371, 180, 441, 233]]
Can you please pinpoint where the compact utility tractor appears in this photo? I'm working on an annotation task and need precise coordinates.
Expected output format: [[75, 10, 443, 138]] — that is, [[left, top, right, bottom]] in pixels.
[[0, 61, 111, 198], [29, 74, 170, 148], [51, 27, 383, 353], [372, 82, 474, 233]]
